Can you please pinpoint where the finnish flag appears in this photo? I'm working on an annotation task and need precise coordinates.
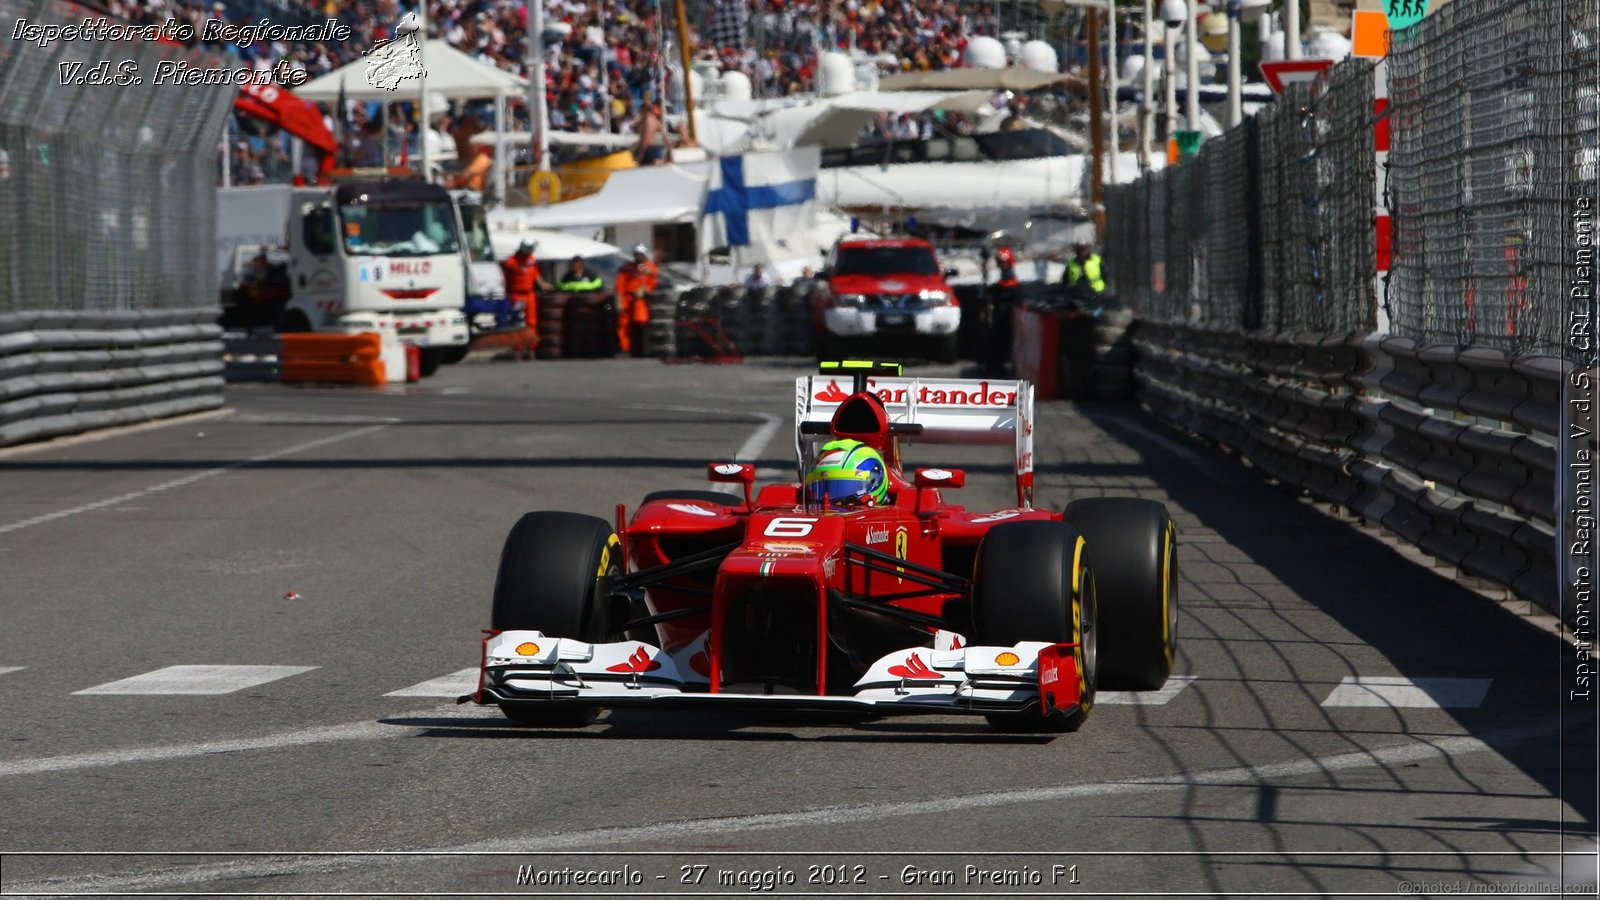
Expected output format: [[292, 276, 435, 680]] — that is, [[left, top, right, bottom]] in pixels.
[[702, 148, 819, 249]]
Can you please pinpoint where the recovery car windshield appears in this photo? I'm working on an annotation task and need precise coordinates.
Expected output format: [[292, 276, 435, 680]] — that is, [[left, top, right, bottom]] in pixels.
[[834, 246, 940, 277], [340, 198, 461, 257]]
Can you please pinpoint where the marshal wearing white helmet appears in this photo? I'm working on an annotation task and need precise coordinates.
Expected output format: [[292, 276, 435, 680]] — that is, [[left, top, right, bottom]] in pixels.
[[615, 242, 660, 356]]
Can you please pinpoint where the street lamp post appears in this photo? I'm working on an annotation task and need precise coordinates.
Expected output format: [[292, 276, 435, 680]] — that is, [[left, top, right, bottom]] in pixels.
[[1226, 0, 1242, 127], [1184, 0, 1199, 132]]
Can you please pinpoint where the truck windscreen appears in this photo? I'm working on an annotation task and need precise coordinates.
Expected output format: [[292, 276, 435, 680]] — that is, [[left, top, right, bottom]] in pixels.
[[340, 199, 461, 257], [457, 203, 495, 263]]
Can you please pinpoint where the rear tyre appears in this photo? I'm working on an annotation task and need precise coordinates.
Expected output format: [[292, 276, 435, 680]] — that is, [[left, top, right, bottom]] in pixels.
[[1063, 498, 1177, 691], [438, 345, 469, 365], [972, 521, 1098, 733], [491, 512, 622, 726]]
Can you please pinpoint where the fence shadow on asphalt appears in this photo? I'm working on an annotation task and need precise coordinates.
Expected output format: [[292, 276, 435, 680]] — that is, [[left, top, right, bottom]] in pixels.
[[1070, 400, 1595, 891]]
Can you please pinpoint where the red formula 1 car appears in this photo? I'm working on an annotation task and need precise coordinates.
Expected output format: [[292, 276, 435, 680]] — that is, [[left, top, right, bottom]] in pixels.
[[467, 362, 1178, 732]]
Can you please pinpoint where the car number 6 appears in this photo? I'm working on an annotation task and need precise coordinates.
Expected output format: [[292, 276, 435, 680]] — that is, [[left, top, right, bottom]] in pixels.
[[763, 517, 815, 537]]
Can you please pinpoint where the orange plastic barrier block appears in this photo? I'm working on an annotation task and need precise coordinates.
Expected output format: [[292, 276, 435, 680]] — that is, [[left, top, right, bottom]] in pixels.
[[280, 359, 387, 385], [279, 332, 382, 362]]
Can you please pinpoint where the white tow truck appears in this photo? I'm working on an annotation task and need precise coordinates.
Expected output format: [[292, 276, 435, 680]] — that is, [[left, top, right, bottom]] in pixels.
[[277, 179, 470, 376]]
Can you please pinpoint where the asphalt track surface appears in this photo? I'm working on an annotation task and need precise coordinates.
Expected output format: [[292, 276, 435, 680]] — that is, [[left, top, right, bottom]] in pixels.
[[1, 357, 1596, 897]]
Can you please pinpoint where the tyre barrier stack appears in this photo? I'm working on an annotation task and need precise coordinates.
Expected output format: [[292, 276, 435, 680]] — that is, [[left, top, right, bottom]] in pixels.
[[0, 308, 225, 448], [641, 290, 679, 358], [1133, 320, 1573, 615], [1008, 290, 1141, 401], [527, 290, 623, 360]]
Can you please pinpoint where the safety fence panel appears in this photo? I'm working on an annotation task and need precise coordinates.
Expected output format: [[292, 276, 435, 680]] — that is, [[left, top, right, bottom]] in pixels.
[[1384, 0, 1588, 356], [1134, 322, 1566, 612], [0, 308, 224, 447], [0, 0, 237, 446], [1105, 59, 1375, 337]]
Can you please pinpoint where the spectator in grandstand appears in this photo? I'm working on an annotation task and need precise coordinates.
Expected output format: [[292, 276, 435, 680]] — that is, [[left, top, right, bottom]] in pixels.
[[633, 101, 668, 165]]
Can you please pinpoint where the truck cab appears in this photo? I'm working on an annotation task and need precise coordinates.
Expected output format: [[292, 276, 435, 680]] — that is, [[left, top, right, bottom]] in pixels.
[[283, 180, 470, 374], [451, 190, 516, 339]]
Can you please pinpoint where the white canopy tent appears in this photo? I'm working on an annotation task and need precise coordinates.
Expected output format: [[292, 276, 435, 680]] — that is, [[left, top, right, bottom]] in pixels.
[[294, 40, 528, 200], [293, 40, 528, 102]]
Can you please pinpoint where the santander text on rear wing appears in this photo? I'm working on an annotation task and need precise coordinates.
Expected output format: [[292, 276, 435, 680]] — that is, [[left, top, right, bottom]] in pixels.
[[795, 374, 1035, 507]]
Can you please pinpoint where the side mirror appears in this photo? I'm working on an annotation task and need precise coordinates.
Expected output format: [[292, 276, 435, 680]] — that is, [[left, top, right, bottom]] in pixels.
[[707, 462, 755, 507], [914, 467, 965, 488], [944, 268, 959, 279]]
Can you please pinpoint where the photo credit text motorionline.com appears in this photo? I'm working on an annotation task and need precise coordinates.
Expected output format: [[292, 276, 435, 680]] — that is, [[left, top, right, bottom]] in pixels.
[[11, 16, 351, 87]]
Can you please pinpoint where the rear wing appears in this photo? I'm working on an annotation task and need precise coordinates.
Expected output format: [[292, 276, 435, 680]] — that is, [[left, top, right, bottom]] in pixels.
[[794, 374, 1035, 507]]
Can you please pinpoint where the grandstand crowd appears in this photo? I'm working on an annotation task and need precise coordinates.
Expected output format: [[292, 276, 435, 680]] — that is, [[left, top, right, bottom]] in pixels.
[[95, 0, 1029, 183]]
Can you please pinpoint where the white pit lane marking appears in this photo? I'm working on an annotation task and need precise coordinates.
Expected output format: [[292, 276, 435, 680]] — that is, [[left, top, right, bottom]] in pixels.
[[0, 424, 390, 536], [1320, 676, 1492, 709], [1098, 674, 1196, 705], [5, 732, 1494, 894], [73, 665, 318, 696], [384, 668, 479, 697], [0, 666, 24, 677]]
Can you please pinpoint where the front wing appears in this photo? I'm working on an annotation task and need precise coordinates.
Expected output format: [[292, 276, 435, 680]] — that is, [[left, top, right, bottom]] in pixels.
[[464, 630, 1083, 719]]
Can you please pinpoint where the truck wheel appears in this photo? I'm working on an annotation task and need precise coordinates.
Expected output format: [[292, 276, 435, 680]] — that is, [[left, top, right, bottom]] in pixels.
[[417, 348, 443, 378], [276, 310, 311, 333], [439, 345, 469, 365], [933, 332, 959, 364], [491, 512, 622, 727], [973, 521, 1098, 733], [1063, 498, 1177, 691]]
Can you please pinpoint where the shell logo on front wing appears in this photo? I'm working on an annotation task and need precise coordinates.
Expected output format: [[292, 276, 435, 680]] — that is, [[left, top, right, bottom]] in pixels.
[[605, 646, 661, 674], [887, 654, 944, 679]]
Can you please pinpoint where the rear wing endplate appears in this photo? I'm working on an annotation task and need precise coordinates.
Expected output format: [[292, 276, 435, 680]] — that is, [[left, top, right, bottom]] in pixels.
[[794, 374, 1035, 507]]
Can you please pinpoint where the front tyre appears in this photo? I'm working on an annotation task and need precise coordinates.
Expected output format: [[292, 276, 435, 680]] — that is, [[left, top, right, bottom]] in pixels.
[[972, 521, 1098, 733], [1064, 498, 1178, 691], [491, 512, 622, 726], [417, 348, 445, 378]]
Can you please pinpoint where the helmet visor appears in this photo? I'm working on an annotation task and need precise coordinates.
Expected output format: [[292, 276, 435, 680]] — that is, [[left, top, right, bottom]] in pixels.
[[804, 474, 872, 506]]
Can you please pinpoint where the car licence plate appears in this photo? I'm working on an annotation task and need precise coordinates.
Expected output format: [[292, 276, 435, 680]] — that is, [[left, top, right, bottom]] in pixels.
[[879, 313, 909, 328]]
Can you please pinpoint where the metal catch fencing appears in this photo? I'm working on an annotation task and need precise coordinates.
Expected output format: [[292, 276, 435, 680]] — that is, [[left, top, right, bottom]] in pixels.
[[1106, 58, 1377, 336], [1385, 0, 1591, 355], [0, 0, 236, 446], [1105, 0, 1597, 615]]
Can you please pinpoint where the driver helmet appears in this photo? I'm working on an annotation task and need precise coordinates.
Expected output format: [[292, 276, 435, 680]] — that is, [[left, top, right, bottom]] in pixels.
[[632, 243, 650, 258], [805, 439, 889, 508]]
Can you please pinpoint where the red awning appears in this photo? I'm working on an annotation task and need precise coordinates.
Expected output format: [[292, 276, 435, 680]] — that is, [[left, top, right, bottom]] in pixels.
[[234, 82, 338, 156]]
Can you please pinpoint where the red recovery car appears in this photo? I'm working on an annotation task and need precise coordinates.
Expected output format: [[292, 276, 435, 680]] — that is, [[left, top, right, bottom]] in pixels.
[[468, 362, 1178, 732]]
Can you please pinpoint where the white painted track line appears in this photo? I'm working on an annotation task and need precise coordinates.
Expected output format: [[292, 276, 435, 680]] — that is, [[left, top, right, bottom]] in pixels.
[[1099, 674, 1196, 705], [73, 665, 319, 696], [384, 668, 479, 697], [0, 665, 24, 677], [1321, 676, 1493, 708], [0, 424, 390, 536], [713, 412, 783, 495], [0, 704, 486, 777]]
